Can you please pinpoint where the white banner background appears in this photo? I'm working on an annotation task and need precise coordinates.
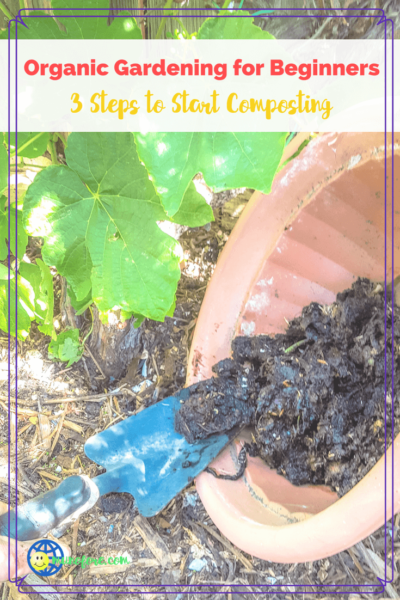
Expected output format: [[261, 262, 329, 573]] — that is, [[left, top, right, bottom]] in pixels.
[[0, 39, 398, 132]]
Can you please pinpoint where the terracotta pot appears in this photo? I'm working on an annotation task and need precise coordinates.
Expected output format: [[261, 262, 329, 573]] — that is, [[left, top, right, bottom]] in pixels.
[[187, 132, 400, 563]]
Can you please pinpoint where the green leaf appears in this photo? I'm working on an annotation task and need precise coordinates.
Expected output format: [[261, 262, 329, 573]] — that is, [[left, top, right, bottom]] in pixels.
[[37, 259, 55, 337], [122, 295, 176, 328], [23, 132, 182, 321], [48, 329, 83, 366], [166, 296, 176, 318], [170, 182, 213, 227], [68, 286, 92, 316], [52, 0, 142, 39], [0, 264, 36, 340], [134, 132, 287, 216], [132, 313, 145, 328], [18, 260, 55, 338], [120, 309, 133, 322], [277, 137, 311, 172], [0, 1, 142, 40], [0, 144, 7, 193], [18, 262, 41, 293], [0, 204, 29, 260], [23, 165, 93, 302], [128, 294, 175, 328], [0, 12, 62, 40], [98, 309, 110, 325], [132, 11, 278, 217], [6, 132, 49, 159], [197, 10, 275, 40]]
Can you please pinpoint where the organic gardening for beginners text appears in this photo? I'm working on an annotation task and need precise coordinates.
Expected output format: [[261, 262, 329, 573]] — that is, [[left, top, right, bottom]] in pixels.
[[23, 57, 381, 122]]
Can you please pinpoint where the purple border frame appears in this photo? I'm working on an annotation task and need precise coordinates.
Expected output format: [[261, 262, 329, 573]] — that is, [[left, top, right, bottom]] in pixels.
[[6, 5, 395, 595]]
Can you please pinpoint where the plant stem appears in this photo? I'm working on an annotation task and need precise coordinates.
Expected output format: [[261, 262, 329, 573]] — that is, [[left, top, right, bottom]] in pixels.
[[9, 132, 46, 158], [138, 0, 146, 39], [172, 17, 190, 37], [13, 162, 46, 170], [82, 305, 94, 346], [155, 0, 174, 40], [19, 0, 25, 12], [0, 0, 13, 20], [221, 0, 232, 9], [48, 136, 59, 165], [53, 132, 66, 147], [284, 339, 308, 354]]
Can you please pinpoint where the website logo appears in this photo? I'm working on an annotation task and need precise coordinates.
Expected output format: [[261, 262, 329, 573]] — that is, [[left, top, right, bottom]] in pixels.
[[27, 539, 65, 576]]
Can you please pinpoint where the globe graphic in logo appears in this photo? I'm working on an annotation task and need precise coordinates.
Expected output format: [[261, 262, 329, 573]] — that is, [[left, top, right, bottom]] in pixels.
[[28, 539, 64, 576]]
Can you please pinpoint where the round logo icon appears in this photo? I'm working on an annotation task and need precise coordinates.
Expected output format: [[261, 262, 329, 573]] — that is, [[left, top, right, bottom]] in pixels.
[[27, 539, 64, 576]]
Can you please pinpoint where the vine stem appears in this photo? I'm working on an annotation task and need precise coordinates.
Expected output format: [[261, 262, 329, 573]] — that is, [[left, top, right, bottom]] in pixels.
[[0, 0, 13, 20], [171, 17, 190, 37], [284, 339, 308, 354], [53, 132, 67, 147], [82, 305, 94, 347], [155, 0, 174, 40], [48, 134, 59, 165], [138, 0, 146, 39], [12, 162, 46, 170], [9, 132, 46, 158], [218, 0, 236, 17]]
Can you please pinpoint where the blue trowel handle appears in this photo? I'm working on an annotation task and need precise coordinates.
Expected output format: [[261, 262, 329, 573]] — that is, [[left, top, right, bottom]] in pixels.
[[0, 475, 100, 541]]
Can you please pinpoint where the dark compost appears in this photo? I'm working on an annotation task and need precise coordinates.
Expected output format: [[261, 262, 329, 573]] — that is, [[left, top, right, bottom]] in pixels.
[[174, 279, 400, 496]]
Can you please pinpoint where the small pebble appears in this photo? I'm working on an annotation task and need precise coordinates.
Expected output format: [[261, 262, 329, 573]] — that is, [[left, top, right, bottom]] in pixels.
[[121, 550, 132, 562], [183, 493, 197, 507], [132, 380, 152, 393], [188, 558, 207, 572]]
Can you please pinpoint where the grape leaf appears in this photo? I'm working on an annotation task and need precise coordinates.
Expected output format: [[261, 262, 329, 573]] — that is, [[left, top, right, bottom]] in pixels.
[[67, 286, 92, 316], [122, 294, 175, 328], [0, 204, 29, 260], [0, 12, 60, 40], [134, 12, 280, 217], [167, 296, 176, 318], [52, 0, 142, 40], [0, 145, 7, 193], [23, 165, 94, 302], [169, 182, 213, 227], [23, 132, 182, 321], [0, 264, 36, 340], [1, 0, 142, 40], [196, 10, 275, 40], [36, 258, 55, 337], [134, 131, 287, 216], [132, 314, 146, 328], [19, 260, 55, 338], [48, 329, 83, 366], [6, 133, 50, 159]]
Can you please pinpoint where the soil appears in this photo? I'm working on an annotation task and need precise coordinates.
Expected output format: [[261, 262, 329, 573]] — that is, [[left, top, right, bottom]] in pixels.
[[175, 278, 400, 497]]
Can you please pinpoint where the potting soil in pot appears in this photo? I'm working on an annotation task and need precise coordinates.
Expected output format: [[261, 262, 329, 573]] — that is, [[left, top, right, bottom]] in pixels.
[[174, 278, 400, 497]]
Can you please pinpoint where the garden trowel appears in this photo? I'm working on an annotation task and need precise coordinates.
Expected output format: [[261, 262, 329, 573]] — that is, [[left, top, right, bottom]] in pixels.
[[0, 387, 239, 541]]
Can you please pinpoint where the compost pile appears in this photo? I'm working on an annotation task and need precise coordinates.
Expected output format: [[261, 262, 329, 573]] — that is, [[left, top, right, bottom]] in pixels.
[[175, 278, 400, 496]]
